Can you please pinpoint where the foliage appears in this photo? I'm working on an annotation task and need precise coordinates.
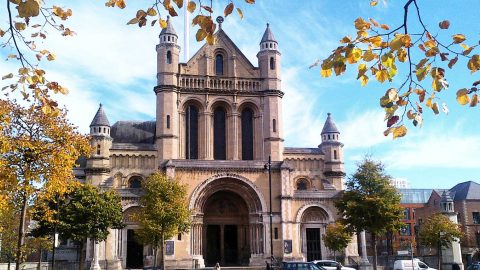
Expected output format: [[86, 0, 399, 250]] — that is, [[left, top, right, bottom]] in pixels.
[[313, 0, 480, 138], [335, 158, 403, 269], [135, 172, 191, 268], [0, 99, 90, 270], [323, 222, 352, 259], [418, 213, 463, 249]]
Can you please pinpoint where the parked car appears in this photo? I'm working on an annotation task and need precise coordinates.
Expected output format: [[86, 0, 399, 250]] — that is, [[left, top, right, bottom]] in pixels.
[[282, 261, 327, 270], [467, 262, 480, 270], [311, 260, 356, 270], [394, 259, 436, 270]]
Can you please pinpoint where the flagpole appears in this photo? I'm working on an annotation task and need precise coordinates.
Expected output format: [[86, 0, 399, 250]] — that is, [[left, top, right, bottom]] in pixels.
[[184, 6, 189, 62]]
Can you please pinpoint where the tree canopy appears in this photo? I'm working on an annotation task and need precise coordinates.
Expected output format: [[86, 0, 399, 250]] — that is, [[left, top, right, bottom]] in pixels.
[[335, 158, 403, 270], [135, 172, 191, 269], [323, 222, 352, 261]]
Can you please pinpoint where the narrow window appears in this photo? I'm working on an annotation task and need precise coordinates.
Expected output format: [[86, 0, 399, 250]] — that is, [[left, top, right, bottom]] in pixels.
[[168, 36, 170, 42], [166, 115, 171, 129], [272, 119, 276, 133], [296, 179, 308, 190], [241, 108, 254, 160], [213, 107, 227, 160], [274, 228, 278, 239], [96, 144, 101, 155], [215, 54, 224, 75], [166, 51, 172, 64], [328, 134, 331, 140], [473, 212, 480, 224], [334, 150, 337, 160], [270, 57, 275, 70], [185, 105, 199, 159], [103, 127, 106, 133], [177, 233, 182, 241]]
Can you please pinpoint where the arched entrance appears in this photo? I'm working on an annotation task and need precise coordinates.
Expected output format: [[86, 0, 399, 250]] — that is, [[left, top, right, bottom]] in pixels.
[[190, 175, 266, 267], [299, 206, 330, 261]]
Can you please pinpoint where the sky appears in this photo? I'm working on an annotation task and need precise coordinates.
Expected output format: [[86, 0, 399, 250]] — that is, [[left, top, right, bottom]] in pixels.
[[1, 0, 479, 189]]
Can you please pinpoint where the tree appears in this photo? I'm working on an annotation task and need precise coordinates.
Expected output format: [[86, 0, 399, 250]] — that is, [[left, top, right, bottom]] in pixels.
[[135, 172, 191, 270], [31, 183, 124, 270], [0, 99, 90, 270], [323, 222, 353, 261], [334, 158, 404, 270], [418, 213, 464, 270]]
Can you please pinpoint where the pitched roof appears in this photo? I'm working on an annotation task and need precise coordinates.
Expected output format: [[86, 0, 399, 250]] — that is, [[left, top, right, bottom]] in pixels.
[[110, 121, 156, 144], [90, 104, 110, 127], [449, 181, 480, 200], [321, 113, 340, 134], [260, 23, 276, 43], [160, 16, 177, 36]]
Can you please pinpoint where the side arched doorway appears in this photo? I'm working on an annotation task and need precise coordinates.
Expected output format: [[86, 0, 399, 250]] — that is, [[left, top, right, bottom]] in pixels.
[[299, 206, 330, 261], [190, 175, 266, 267]]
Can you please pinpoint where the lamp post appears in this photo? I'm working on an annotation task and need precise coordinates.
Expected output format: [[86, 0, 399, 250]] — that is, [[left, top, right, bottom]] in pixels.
[[264, 155, 273, 267]]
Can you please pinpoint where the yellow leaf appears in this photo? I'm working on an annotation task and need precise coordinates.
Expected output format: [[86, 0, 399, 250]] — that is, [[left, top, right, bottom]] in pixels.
[[415, 64, 430, 81], [206, 33, 215, 45], [424, 40, 436, 49], [426, 96, 433, 108], [1, 73, 13, 80], [363, 49, 376, 62], [346, 48, 362, 64], [432, 79, 443, 92], [369, 18, 379, 27], [187, 1, 196, 13], [18, 67, 29, 75], [375, 70, 388, 83], [14, 22, 26, 31], [381, 53, 394, 68], [173, 0, 183, 8], [359, 75, 368, 87], [354, 18, 370, 31], [369, 36, 382, 47], [340, 36, 352, 43], [389, 35, 403, 51], [392, 125, 407, 139], [159, 19, 167, 29], [127, 17, 139, 25], [467, 55, 480, 72], [452, 34, 466, 44], [380, 24, 389, 30], [236, 8, 243, 19], [195, 29, 207, 42], [321, 68, 332, 78], [357, 63, 367, 77], [47, 53, 56, 61], [116, 0, 126, 9], [147, 8, 157, 16], [397, 48, 407, 62], [224, 3, 234, 17], [470, 94, 478, 107], [370, 0, 378, 6], [17, 0, 40, 18], [456, 89, 470, 105], [245, 0, 255, 4]]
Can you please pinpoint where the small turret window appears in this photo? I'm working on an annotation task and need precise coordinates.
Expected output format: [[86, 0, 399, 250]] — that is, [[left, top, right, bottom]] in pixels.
[[168, 36, 171, 42], [334, 150, 337, 160], [167, 115, 171, 129], [270, 57, 275, 70], [272, 119, 277, 133], [215, 54, 224, 75], [96, 144, 101, 155], [167, 51, 172, 64], [328, 134, 331, 140]]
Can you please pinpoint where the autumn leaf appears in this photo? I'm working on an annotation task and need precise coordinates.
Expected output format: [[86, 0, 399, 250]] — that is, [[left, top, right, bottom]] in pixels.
[[354, 18, 370, 31], [17, 0, 40, 18], [375, 70, 388, 83], [224, 3, 234, 17], [363, 50, 376, 62], [456, 89, 470, 105], [236, 8, 243, 19], [195, 29, 207, 41], [359, 75, 368, 87], [173, 0, 183, 8], [146, 8, 157, 16], [206, 33, 215, 45], [187, 1, 196, 13], [2, 73, 14, 80], [380, 24, 389, 30], [452, 34, 466, 44], [431, 102, 440, 114], [245, 0, 255, 3], [46, 53, 56, 61], [470, 94, 478, 107], [370, 0, 378, 6], [127, 18, 139, 25], [467, 55, 480, 72], [387, 115, 399, 127], [439, 20, 450, 29], [14, 22, 26, 31], [116, 0, 126, 9], [392, 125, 407, 139], [159, 19, 167, 29], [201, 5, 213, 13]]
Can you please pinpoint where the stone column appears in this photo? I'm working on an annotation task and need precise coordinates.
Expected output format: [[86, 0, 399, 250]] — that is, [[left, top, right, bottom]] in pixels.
[[359, 231, 373, 270], [230, 112, 240, 160], [90, 241, 101, 270]]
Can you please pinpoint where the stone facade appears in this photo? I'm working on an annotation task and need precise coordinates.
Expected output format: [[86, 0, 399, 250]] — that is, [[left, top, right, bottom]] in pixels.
[[78, 21, 358, 269]]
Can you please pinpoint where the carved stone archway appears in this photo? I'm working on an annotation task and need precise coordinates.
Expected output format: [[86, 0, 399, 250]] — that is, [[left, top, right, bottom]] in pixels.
[[189, 174, 266, 266], [296, 205, 333, 262]]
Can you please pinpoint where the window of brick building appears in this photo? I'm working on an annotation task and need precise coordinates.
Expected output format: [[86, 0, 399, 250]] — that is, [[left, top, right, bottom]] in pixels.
[[473, 212, 480, 224]]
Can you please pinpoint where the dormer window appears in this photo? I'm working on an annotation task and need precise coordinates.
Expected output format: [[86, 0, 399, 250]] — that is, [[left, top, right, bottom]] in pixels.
[[215, 54, 224, 75]]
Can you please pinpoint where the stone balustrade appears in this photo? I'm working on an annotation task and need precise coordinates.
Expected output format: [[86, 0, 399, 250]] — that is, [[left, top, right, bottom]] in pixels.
[[179, 75, 262, 91]]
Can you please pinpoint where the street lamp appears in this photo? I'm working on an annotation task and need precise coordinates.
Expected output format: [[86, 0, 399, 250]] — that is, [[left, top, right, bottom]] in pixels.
[[264, 155, 273, 267]]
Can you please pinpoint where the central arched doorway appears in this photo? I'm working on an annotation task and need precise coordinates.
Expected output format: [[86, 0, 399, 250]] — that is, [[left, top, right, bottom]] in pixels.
[[204, 191, 249, 266], [190, 175, 267, 267]]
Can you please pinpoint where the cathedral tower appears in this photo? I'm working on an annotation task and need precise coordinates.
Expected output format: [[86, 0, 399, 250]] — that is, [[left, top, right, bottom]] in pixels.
[[86, 104, 112, 186], [258, 24, 284, 161], [155, 17, 180, 160]]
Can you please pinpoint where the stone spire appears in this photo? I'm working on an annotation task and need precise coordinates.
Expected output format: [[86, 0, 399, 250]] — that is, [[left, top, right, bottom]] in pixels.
[[259, 23, 278, 51], [321, 113, 340, 136], [160, 16, 177, 37], [90, 103, 110, 127]]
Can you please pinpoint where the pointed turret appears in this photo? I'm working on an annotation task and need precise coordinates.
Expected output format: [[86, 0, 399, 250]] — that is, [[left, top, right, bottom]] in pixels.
[[321, 113, 340, 142], [159, 16, 178, 44], [260, 23, 278, 51], [90, 104, 110, 136]]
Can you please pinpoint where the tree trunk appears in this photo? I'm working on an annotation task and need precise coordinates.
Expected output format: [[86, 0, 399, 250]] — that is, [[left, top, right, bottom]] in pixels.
[[37, 248, 42, 270], [15, 193, 28, 270], [78, 241, 85, 270], [372, 233, 378, 270], [153, 246, 157, 270], [161, 231, 165, 270]]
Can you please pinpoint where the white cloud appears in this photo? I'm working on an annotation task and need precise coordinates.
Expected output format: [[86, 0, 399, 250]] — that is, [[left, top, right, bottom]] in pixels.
[[340, 109, 390, 149]]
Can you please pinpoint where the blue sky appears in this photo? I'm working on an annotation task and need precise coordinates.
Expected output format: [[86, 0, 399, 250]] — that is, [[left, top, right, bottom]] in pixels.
[[1, 0, 479, 189]]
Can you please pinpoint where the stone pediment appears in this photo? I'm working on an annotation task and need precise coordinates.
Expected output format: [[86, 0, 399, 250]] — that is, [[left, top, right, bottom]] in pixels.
[[181, 29, 259, 78]]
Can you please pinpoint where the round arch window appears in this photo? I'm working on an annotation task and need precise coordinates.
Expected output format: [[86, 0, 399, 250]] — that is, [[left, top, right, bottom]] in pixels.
[[128, 176, 142, 188], [296, 178, 309, 190]]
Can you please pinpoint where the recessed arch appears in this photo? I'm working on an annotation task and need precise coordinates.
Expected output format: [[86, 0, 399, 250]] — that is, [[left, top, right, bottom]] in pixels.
[[295, 204, 335, 223], [295, 177, 311, 191]]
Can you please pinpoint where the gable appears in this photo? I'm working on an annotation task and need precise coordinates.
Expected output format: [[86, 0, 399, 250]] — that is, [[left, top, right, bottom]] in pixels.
[[181, 29, 259, 78]]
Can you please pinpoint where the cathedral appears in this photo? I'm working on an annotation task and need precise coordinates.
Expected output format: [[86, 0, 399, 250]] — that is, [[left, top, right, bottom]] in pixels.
[[79, 18, 357, 269]]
